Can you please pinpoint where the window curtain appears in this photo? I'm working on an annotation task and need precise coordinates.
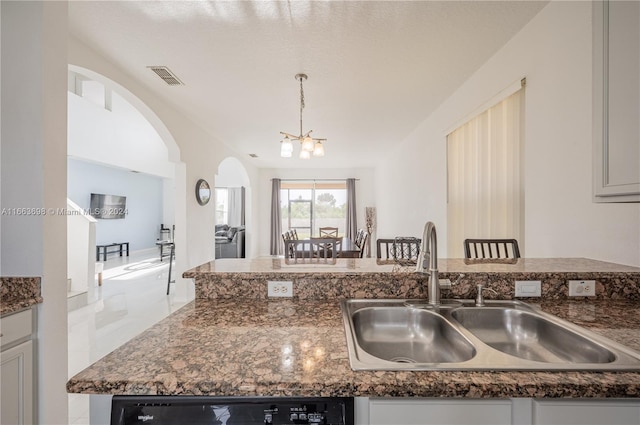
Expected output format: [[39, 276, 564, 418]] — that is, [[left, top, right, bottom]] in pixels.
[[447, 88, 524, 258], [345, 178, 357, 240], [270, 179, 282, 255], [227, 187, 244, 227]]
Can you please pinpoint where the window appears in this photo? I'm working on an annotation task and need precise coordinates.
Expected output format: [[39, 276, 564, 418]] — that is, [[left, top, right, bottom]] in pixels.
[[280, 181, 347, 238], [69, 71, 112, 111], [447, 88, 524, 257], [215, 187, 245, 226], [215, 188, 228, 225]]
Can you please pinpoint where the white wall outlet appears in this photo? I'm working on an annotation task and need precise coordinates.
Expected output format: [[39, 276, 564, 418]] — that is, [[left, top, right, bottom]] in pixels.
[[515, 280, 541, 297], [267, 281, 293, 297], [568, 280, 596, 297]]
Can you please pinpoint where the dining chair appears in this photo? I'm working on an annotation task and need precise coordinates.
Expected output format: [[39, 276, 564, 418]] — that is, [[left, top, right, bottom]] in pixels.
[[312, 237, 339, 260], [284, 238, 338, 264], [319, 227, 339, 238], [282, 231, 295, 257], [463, 238, 521, 259], [357, 232, 368, 258], [396, 237, 421, 260], [376, 237, 421, 261]]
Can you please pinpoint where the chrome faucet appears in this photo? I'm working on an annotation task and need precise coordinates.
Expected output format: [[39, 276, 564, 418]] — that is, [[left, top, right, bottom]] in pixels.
[[475, 284, 498, 307], [416, 221, 440, 306]]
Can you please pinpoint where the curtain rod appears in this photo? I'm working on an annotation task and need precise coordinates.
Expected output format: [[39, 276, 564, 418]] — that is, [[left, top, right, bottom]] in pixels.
[[271, 178, 359, 181], [444, 76, 526, 136]]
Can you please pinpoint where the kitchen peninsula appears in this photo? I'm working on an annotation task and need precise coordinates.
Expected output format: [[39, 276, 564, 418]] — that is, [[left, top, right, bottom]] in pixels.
[[67, 258, 640, 423]]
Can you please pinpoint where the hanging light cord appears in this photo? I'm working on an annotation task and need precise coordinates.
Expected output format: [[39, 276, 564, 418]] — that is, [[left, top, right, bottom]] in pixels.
[[299, 76, 305, 137]]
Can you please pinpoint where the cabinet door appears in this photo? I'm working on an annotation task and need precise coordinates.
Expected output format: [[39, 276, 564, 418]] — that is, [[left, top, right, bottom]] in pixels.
[[1, 340, 34, 425], [533, 400, 640, 425], [369, 399, 512, 425], [593, 0, 640, 202]]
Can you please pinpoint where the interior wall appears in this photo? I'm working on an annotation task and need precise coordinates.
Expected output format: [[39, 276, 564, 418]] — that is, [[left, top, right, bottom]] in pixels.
[[67, 158, 163, 251], [1, 2, 69, 423], [375, 1, 640, 266], [162, 178, 176, 230], [257, 167, 375, 257], [68, 89, 174, 179]]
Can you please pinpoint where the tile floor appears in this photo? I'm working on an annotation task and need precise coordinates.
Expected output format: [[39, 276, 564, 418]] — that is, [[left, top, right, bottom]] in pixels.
[[68, 249, 190, 424]]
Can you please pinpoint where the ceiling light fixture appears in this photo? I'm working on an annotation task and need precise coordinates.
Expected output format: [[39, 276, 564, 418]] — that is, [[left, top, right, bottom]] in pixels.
[[280, 73, 326, 159]]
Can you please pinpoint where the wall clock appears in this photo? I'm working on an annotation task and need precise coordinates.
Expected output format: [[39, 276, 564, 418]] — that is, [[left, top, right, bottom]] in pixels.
[[195, 179, 211, 206]]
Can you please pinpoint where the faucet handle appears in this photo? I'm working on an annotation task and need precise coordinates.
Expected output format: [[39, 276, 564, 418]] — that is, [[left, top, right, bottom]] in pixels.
[[475, 283, 498, 307], [439, 273, 465, 290]]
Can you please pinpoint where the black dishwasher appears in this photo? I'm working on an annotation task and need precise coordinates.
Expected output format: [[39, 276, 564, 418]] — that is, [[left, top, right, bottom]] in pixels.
[[110, 396, 354, 425]]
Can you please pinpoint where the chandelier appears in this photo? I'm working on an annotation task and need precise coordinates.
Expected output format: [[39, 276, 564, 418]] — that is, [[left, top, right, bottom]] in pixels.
[[280, 73, 325, 159]]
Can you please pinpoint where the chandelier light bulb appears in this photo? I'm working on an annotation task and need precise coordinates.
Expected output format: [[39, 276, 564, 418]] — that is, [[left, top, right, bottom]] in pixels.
[[301, 136, 314, 152], [313, 141, 325, 157], [280, 138, 293, 158], [280, 138, 293, 157], [299, 149, 311, 159]]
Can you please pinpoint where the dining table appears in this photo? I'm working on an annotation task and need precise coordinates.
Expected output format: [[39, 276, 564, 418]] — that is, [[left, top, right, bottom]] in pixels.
[[284, 236, 361, 260], [336, 236, 360, 258]]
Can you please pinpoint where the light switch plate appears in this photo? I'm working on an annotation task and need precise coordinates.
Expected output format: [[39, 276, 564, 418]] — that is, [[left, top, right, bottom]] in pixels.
[[515, 280, 541, 297]]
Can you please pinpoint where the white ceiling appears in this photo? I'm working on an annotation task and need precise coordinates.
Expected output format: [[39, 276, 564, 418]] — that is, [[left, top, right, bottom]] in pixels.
[[68, 1, 548, 169]]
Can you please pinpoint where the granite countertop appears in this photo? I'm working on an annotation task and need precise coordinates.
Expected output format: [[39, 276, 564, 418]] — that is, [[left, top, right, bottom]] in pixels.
[[0, 277, 42, 316], [184, 257, 640, 277], [67, 258, 640, 398], [188, 257, 640, 302], [67, 297, 640, 398]]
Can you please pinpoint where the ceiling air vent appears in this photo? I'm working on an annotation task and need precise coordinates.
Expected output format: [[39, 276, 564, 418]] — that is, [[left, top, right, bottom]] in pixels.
[[147, 66, 184, 86]]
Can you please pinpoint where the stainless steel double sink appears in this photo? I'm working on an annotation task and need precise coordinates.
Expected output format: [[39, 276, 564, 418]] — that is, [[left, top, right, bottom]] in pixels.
[[341, 299, 640, 371]]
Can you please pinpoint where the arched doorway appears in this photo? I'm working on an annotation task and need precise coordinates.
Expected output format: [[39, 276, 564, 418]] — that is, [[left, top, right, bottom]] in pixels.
[[215, 157, 252, 258], [66, 65, 187, 301]]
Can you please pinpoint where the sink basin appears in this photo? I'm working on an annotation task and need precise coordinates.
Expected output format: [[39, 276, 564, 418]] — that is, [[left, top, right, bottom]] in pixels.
[[341, 299, 640, 371], [450, 307, 615, 363], [351, 307, 475, 363]]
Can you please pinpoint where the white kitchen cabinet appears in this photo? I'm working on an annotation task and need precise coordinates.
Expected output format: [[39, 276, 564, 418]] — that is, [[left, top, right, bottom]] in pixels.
[[359, 397, 640, 425], [593, 0, 640, 202], [367, 398, 513, 425], [533, 399, 640, 425], [1, 308, 35, 425]]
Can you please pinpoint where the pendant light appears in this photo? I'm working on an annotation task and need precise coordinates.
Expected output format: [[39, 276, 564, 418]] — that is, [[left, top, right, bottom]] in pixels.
[[279, 73, 326, 159]]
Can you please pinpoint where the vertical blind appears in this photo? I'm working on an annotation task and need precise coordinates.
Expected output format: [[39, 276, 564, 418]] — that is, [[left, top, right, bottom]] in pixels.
[[447, 88, 524, 258]]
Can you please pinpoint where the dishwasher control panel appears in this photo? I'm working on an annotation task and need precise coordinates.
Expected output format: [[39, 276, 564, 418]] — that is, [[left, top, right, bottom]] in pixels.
[[111, 396, 354, 425], [263, 400, 348, 424]]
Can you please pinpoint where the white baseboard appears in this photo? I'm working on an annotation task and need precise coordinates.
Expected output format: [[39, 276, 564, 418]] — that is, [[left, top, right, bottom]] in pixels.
[[67, 290, 88, 311], [131, 247, 158, 255]]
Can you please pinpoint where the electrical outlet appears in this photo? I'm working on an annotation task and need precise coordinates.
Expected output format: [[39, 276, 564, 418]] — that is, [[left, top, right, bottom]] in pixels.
[[515, 280, 541, 297], [568, 280, 596, 297], [267, 281, 293, 297]]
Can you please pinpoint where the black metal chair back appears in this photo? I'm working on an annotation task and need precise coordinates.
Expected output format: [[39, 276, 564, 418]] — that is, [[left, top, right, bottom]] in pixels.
[[463, 238, 521, 259], [376, 237, 421, 261], [358, 232, 369, 258]]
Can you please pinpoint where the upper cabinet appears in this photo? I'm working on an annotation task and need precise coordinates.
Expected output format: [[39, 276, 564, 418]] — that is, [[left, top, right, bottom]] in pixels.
[[593, 0, 640, 202]]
